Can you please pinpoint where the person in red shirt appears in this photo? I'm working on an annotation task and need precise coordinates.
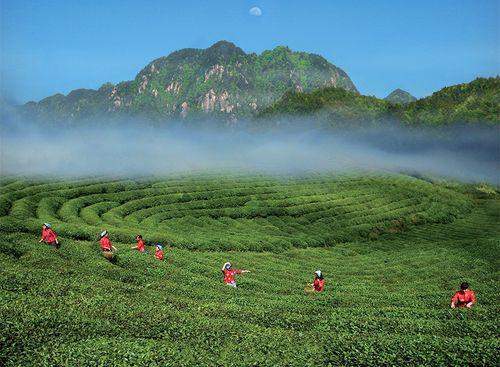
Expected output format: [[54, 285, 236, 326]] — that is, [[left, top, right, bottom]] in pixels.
[[99, 230, 117, 260], [312, 270, 325, 292], [451, 282, 476, 308], [131, 235, 146, 253], [154, 243, 164, 261], [39, 223, 60, 248], [222, 262, 250, 288]]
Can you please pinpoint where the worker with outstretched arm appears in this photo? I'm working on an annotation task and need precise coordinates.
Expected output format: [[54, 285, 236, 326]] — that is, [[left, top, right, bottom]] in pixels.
[[222, 262, 250, 288], [131, 234, 146, 253]]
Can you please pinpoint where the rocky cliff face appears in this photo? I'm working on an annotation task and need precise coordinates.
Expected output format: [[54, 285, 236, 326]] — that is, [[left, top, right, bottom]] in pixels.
[[22, 41, 358, 122]]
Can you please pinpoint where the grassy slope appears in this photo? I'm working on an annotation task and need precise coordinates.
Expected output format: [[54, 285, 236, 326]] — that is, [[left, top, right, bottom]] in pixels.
[[0, 174, 499, 366]]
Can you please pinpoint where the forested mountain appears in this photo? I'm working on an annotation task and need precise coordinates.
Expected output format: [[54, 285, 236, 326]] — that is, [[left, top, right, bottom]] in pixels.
[[17, 38, 498, 127], [20, 41, 357, 122]]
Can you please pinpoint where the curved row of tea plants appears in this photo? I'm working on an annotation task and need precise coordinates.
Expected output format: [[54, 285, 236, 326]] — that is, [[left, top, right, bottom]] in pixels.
[[0, 172, 473, 251]]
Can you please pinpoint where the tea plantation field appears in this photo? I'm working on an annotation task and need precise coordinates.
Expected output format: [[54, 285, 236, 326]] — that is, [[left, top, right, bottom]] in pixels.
[[0, 172, 499, 366]]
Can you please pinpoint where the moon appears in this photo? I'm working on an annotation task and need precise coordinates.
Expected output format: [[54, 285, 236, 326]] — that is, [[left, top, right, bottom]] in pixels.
[[249, 7, 262, 17]]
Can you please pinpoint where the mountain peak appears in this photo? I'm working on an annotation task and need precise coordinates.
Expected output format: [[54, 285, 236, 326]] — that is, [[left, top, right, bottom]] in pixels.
[[207, 40, 241, 51], [384, 89, 417, 104], [203, 40, 246, 62], [21, 41, 358, 122]]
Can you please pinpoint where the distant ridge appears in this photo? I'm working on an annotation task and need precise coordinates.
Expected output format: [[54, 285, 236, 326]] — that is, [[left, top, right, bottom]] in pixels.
[[384, 89, 417, 104]]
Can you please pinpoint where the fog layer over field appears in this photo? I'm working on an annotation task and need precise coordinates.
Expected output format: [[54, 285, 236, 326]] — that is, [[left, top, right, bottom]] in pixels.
[[1, 119, 498, 184]]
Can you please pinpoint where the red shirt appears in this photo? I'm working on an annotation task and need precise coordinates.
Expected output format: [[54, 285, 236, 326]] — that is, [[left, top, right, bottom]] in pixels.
[[314, 277, 325, 292], [154, 248, 164, 260], [136, 239, 145, 252], [223, 269, 241, 284], [100, 236, 112, 251], [451, 290, 476, 307], [42, 228, 57, 243]]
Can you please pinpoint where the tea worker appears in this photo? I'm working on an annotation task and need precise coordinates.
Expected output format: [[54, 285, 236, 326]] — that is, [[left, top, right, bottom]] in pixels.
[[154, 243, 164, 261], [39, 223, 59, 248], [222, 262, 250, 288], [451, 282, 476, 308], [131, 234, 146, 253], [99, 230, 117, 259], [312, 270, 325, 292]]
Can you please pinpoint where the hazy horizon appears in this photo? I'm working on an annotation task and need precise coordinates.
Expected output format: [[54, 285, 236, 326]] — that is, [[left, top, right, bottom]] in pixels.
[[1, 117, 498, 185]]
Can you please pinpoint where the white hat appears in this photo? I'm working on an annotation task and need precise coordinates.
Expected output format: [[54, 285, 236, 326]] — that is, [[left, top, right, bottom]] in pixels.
[[223, 262, 232, 269], [315, 270, 322, 277], [100, 230, 108, 237]]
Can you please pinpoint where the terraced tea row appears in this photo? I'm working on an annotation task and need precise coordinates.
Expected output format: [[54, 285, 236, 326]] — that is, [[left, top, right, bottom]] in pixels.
[[0, 173, 473, 251], [0, 174, 470, 250]]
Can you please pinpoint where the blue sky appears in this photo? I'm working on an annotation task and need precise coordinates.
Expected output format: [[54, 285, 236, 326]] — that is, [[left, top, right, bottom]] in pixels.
[[1, 0, 498, 103]]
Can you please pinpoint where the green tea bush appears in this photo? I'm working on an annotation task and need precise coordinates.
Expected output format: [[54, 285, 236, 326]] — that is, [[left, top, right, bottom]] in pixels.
[[0, 173, 498, 366]]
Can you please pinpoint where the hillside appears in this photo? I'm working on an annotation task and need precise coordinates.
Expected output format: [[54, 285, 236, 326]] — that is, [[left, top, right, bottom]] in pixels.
[[258, 86, 397, 126], [0, 173, 499, 366], [259, 77, 500, 125], [20, 41, 357, 122], [402, 76, 500, 124], [384, 88, 417, 104]]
